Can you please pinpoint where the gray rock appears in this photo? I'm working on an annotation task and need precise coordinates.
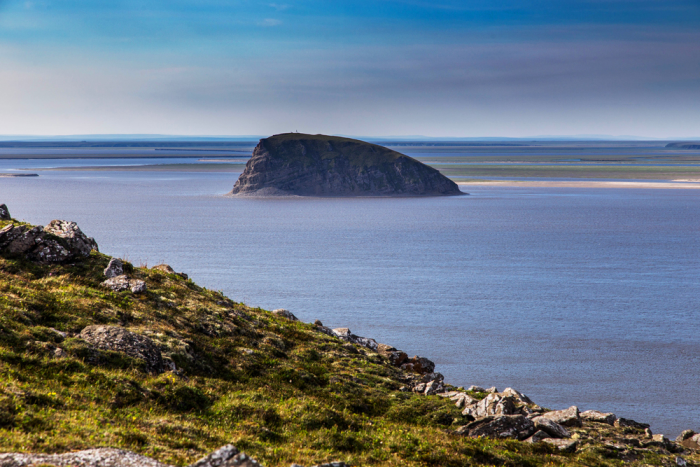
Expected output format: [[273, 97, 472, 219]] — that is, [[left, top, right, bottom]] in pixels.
[[680, 433, 700, 450], [0, 448, 170, 467], [467, 385, 486, 393], [524, 430, 552, 443], [538, 406, 582, 427], [677, 457, 689, 467], [501, 388, 533, 404], [315, 325, 335, 337], [0, 219, 98, 264], [456, 414, 536, 440], [189, 445, 260, 467], [79, 325, 164, 374], [581, 409, 616, 425], [0, 204, 10, 220], [532, 416, 571, 439], [400, 356, 435, 375], [377, 343, 408, 366], [676, 429, 696, 443], [424, 379, 445, 396], [485, 387, 498, 393], [542, 438, 578, 452], [313, 320, 323, 326], [462, 393, 518, 419], [44, 219, 98, 257], [273, 309, 299, 321], [614, 417, 650, 429], [332, 328, 378, 351], [104, 258, 124, 278], [101, 275, 147, 294], [309, 463, 350, 467]]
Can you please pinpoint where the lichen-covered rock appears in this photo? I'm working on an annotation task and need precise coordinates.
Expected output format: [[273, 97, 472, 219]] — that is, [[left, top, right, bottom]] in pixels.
[[44, 220, 98, 257], [542, 438, 578, 452], [0, 218, 98, 264], [189, 445, 260, 467], [273, 309, 299, 321], [0, 448, 170, 467], [538, 406, 582, 427], [332, 327, 378, 351], [400, 355, 435, 375], [104, 257, 124, 278], [377, 343, 408, 366], [614, 417, 650, 430], [524, 430, 551, 443], [79, 325, 164, 374], [462, 393, 518, 419], [456, 414, 536, 440], [101, 275, 147, 294], [230, 133, 463, 197], [581, 409, 616, 425], [531, 416, 571, 439], [0, 204, 10, 220]]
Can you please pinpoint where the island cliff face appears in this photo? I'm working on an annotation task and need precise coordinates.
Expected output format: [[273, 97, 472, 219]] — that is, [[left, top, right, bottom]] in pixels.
[[230, 133, 462, 196]]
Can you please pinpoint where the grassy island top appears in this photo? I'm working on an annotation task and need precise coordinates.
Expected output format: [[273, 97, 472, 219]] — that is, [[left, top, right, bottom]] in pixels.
[[258, 133, 415, 169], [1, 213, 698, 467]]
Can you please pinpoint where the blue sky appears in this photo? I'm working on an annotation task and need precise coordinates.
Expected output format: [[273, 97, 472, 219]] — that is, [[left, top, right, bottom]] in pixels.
[[0, 0, 698, 137]]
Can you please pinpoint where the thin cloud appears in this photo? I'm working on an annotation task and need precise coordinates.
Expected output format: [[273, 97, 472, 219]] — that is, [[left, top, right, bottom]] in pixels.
[[269, 3, 291, 11], [258, 18, 282, 27]]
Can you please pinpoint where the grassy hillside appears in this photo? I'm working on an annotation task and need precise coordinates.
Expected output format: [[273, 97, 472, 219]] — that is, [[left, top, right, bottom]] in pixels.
[[0, 215, 697, 466]]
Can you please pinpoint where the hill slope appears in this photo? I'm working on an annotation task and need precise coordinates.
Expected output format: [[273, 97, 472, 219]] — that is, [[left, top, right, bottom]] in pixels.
[[230, 134, 462, 197], [0, 208, 698, 467]]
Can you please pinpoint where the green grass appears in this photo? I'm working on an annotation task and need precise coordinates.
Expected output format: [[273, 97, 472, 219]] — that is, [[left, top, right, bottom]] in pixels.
[[0, 216, 697, 466]]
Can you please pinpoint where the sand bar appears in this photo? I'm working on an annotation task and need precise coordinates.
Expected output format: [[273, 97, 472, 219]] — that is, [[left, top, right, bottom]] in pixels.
[[458, 180, 700, 189]]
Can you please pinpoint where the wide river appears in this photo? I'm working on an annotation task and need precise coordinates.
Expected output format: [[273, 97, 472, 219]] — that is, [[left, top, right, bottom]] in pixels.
[[2, 159, 699, 437]]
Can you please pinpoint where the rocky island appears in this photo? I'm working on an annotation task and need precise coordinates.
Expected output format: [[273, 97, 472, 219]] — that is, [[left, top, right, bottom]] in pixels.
[[2, 204, 700, 467], [230, 133, 462, 197]]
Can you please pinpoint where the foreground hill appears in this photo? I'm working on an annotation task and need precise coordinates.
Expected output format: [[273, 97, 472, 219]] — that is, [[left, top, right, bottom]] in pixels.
[[1, 205, 699, 467], [229, 134, 462, 197]]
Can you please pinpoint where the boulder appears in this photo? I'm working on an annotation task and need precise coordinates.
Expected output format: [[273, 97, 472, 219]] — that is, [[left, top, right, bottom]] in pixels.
[[524, 430, 551, 443], [424, 379, 445, 396], [542, 438, 578, 452], [313, 320, 323, 326], [467, 385, 486, 393], [538, 406, 582, 427], [101, 275, 147, 294], [0, 448, 170, 467], [581, 410, 616, 425], [189, 445, 260, 467], [79, 325, 164, 374], [332, 328, 378, 351], [679, 433, 700, 450], [456, 415, 536, 440], [0, 219, 98, 264], [152, 264, 188, 280], [501, 388, 533, 404], [377, 343, 408, 367], [400, 356, 435, 375], [676, 430, 696, 443], [531, 416, 571, 439], [614, 417, 650, 430], [272, 309, 299, 321], [485, 387, 498, 393], [462, 394, 518, 419], [0, 204, 10, 220], [104, 258, 124, 278], [44, 220, 98, 257]]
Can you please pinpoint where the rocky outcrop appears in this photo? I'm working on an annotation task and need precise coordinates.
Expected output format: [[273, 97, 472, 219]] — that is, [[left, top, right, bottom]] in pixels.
[[79, 325, 164, 374], [456, 415, 536, 440], [230, 133, 463, 197], [0, 204, 10, 220], [273, 309, 299, 321], [581, 409, 616, 425], [537, 406, 582, 427], [0, 448, 171, 467], [0, 212, 98, 264], [152, 263, 188, 280]]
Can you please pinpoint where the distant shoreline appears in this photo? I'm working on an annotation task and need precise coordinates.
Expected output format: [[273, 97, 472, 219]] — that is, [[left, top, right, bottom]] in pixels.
[[458, 180, 700, 189]]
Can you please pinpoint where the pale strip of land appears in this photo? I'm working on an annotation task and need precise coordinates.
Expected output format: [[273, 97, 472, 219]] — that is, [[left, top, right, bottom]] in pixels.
[[458, 180, 700, 189]]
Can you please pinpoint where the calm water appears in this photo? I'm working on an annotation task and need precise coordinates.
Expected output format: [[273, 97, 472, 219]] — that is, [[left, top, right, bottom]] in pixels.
[[1, 163, 699, 436]]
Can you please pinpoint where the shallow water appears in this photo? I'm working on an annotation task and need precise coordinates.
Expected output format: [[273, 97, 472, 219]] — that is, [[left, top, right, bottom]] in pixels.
[[1, 164, 699, 436]]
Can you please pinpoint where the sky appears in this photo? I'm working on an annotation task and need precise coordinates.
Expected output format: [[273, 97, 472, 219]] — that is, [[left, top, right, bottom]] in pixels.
[[0, 0, 698, 138]]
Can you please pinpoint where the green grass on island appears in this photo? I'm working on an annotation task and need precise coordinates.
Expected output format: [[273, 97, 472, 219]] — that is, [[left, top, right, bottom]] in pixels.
[[1, 216, 699, 466]]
